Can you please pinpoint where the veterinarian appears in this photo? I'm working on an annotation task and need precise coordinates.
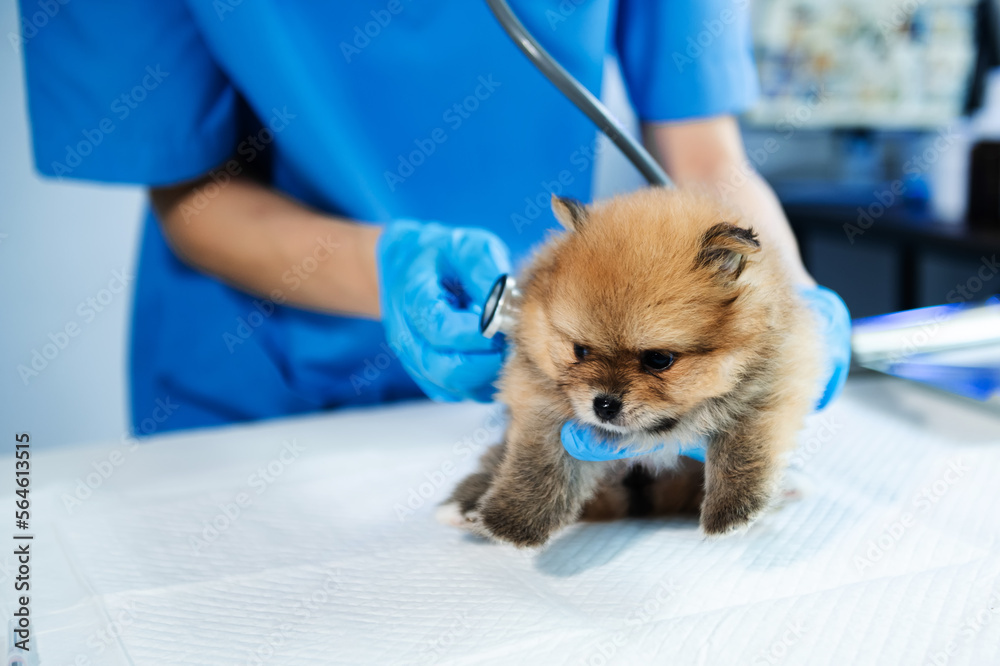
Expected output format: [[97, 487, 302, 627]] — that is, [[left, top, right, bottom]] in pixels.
[[20, 0, 849, 448]]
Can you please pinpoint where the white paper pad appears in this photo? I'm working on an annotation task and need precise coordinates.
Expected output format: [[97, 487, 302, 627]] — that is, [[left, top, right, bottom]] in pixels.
[[5, 375, 1000, 665]]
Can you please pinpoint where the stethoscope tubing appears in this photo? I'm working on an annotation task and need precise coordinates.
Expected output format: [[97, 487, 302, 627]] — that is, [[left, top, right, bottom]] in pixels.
[[484, 0, 674, 188]]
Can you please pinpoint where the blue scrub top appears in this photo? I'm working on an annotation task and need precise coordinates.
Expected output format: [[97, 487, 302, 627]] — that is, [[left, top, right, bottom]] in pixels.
[[20, 0, 758, 435]]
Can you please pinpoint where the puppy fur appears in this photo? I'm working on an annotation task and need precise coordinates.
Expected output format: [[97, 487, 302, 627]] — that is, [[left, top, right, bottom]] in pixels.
[[440, 188, 821, 547]]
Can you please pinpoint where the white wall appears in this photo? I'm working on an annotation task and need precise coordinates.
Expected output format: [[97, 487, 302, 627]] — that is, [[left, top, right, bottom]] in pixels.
[[1, 0, 143, 450]]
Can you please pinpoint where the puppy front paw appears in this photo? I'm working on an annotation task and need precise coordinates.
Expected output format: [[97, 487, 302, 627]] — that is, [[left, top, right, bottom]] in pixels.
[[476, 492, 566, 548], [700, 488, 770, 536], [435, 501, 493, 538], [435, 502, 476, 529]]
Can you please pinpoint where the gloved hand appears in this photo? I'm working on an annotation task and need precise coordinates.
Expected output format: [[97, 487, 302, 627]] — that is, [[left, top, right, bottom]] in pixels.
[[377, 220, 511, 403], [561, 285, 852, 462], [802, 285, 852, 410]]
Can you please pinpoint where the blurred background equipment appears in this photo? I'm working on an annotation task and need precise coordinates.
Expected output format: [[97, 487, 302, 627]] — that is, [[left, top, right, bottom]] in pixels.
[[852, 297, 1000, 403], [742, 0, 1000, 404], [750, 0, 977, 128], [743, 0, 1000, 321], [967, 139, 1000, 230]]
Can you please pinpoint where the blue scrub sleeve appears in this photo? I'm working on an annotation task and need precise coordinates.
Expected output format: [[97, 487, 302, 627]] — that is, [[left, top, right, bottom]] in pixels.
[[615, 0, 760, 122], [19, 1, 238, 185]]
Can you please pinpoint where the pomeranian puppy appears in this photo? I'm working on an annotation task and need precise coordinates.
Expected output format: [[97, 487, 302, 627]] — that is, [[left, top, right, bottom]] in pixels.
[[438, 188, 821, 547]]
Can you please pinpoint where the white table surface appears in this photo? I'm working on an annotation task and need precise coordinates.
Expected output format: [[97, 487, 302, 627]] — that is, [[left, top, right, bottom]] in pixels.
[[4, 374, 1000, 665]]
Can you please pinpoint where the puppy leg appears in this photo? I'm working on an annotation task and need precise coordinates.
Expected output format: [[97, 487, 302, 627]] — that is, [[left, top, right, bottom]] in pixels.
[[700, 409, 790, 536], [436, 444, 505, 528], [475, 420, 606, 547]]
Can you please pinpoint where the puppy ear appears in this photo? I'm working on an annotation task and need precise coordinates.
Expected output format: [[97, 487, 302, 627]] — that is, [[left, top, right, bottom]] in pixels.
[[697, 222, 761, 279], [551, 195, 588, 232]]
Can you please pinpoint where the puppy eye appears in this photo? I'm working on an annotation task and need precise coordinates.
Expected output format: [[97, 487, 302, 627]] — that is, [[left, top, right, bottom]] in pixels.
[[641, 350, 675, 372], [573, 344, 589, 361]]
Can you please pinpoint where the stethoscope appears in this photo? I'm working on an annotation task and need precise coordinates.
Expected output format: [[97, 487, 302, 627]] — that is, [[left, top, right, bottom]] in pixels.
[[479, 0, 674, 338]]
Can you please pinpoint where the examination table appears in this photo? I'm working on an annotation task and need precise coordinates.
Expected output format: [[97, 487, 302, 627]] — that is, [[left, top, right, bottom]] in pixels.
[[10, 374, 1000, 665]]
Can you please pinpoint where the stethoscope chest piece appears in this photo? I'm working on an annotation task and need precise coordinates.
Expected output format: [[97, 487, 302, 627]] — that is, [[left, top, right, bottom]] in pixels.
[[480, 274, 522, 338]]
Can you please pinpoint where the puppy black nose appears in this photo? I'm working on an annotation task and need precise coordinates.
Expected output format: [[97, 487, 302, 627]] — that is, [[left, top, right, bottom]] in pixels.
[[593, 395, 622, 422]]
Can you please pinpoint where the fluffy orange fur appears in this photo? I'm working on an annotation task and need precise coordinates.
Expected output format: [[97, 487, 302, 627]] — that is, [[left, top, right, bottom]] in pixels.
[[439, 188, 821, 547]]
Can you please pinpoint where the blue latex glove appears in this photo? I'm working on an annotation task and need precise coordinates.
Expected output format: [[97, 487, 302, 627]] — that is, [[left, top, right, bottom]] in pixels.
[[377, 220, 511, 403], [803, 285, 852, 410], [562, 285, 852, 462]]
